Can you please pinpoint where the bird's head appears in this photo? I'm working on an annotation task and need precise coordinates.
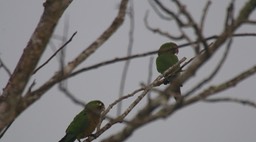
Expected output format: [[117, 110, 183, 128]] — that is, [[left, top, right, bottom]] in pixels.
[[158, 42, 179, 55], [86, 100, 105, 115]]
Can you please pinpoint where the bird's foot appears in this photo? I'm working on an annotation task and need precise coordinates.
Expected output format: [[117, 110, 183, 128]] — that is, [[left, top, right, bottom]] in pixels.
[[88, 134, 97, 139], [163, 79, 170, 85]]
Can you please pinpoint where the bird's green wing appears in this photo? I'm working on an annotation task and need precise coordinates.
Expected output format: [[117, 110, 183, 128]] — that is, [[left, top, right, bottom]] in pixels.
[[61, 110, 89, 142], [155, 42, 182, 99], [156, 54, 179, 74], [156, 42, 179, 75], [66, 110, 89, 135]]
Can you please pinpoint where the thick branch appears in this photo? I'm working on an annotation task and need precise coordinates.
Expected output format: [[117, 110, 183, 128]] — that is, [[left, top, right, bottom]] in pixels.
[[0, 0, 72, 131]]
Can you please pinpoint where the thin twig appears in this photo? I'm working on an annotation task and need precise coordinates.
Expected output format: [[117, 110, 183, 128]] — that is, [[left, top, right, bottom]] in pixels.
[[60, 15, 69, 70], [103, 88, 145, 118], [173, 0, 209, 50], [56, 17, 85, 106], [117, 1, 135, 115], [0, 120, 14, 139], [203, 97, 256, 108], [33, 31, 77, 74], [147, 57, 154, 102], [0, 57, 11, 76], [186, 65, 256, 105], [143, 65, 256, 126], [67, 32, 256, 80], [26, 80, 36, 94], [144, 10, 184, 40], [185, 38, 232, 97], [59, 86, 85, 107], [178, 25, 196, 52], [225, 0, 235, 29], [154, 0, 185, 26], [148, 0, 173, 20], [67, 50, 157, 79], [200, 0, 211, 32]]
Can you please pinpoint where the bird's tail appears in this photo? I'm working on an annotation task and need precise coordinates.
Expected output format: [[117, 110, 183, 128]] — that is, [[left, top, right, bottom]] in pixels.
[[59, 133, 76, 142]]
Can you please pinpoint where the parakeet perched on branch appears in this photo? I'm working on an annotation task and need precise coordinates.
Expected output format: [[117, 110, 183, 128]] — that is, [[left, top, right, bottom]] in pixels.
[[156, 42, 180, 84], [156, 42, 181, 99], [59, 100, 105, 142]]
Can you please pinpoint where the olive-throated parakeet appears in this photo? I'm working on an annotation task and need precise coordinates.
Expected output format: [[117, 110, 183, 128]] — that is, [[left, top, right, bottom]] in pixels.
[[156, 42, 181, 98], [156, 42, 180, 83], [59, 100, 105, 142]]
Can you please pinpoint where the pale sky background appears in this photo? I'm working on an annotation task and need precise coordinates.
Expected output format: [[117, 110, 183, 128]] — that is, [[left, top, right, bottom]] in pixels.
[[0, 0, 256, 142]]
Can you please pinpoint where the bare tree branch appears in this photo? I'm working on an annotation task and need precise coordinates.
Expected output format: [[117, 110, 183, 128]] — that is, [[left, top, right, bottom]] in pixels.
[[59, 85, 85, 107], [153, 0, 186, 26], [98, 57, 186, 142], [33, 31, 77, 75], [23, 0, 129, 108], [146, 57, 154, 102], [224, 0, 235, 29], [204, 97, 256, 109], [0, 0, 73, 132], [113, 64, 256, 142], [0, 0, 129, 133], [200, 0, 212, 32], [118, 0, 135, 115], [65, 32, 256, 81], [185, 37, 233, 97], [173, 0, 209, 50], [173, 0, 256, 92], [144, 11, 184, 40], [185, 65, 256, 105], [100, 1, 256, 141], [1, 0, 256, 141], [0, 57, 11, 76], [148, 0, 173, 20]]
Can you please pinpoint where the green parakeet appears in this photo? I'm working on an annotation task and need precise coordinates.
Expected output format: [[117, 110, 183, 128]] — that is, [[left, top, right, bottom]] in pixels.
[[156, 42, 181, 98], [156, 42, 180, 83], [59, 100, 105, 142]]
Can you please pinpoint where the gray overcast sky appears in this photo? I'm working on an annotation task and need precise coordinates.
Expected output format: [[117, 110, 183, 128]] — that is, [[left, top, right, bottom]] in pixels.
[[1, 0, 256, 142]]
